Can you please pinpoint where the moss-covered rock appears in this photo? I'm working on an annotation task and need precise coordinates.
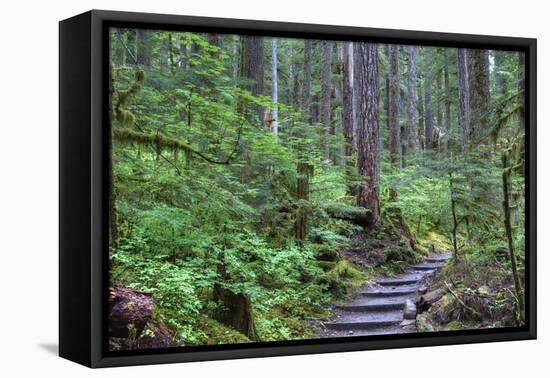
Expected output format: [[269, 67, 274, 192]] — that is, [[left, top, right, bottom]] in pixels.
[[193, 315, 252, 345]]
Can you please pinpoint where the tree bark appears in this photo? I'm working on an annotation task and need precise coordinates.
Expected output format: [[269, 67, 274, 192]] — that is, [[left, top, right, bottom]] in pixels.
[[501, 150, 524, 322], [468, 49, 490, 143], [389, 45, 400, 168], [240, 36, 265, 124], [424, 50, 434, 149], [136, 29, 152, 69], [517, 52, 525, 132], [443, 49, 452, 150], [342, 42, 355, 163], [271, 38, 278, 137], [342, 42, 356, 195], [357, 43, 380, 226], [322, 41, 333, 161], [303, 40, 313, 123], [417, 86, 425, 150], [457, 48, 469, 151], [207, 34, 224, 60], [407, 46, 419, 154]]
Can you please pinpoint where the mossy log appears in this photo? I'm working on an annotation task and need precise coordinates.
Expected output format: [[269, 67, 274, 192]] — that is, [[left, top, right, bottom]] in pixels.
[[322, 203, 371, 226], [109, 287, 153, 339]]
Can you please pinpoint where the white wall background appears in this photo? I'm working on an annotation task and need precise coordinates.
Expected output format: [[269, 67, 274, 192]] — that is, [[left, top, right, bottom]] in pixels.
[[1, 0, 546, 375]]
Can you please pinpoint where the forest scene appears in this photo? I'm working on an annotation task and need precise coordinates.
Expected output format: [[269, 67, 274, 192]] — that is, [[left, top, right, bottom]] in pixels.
[[107, 27, 526, 351]]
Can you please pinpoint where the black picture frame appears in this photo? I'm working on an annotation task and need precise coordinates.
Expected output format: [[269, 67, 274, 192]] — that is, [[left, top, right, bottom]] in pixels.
[[59, 9, 537, 368]]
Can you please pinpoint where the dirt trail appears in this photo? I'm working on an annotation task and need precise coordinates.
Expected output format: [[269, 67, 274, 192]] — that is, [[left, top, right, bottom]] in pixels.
[[320, 253, 451, 337]]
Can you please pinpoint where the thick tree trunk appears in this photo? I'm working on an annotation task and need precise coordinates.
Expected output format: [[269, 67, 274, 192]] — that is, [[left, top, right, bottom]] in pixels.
[[108, 65, 119, 249], [322, 41, 333, 161], [113, 29, 125, 66], [213, 256, 258, 340], [468, 49, 490, 143], [232, 36, 239, 87], [353, 43, 361, 153], [294, 39, 314, 243], [159, 37, 169, 74], [207, 34, 224, 60], [457, 48, 469, 151], [342, 42, 355, 174], [271, 38, 278, 137], [240, 36, 265, 124], [389, 45, 400, 168], [294, 162, 311, 242], [136, 29, 152, 69], [444, 49, 452, 133], [407, 46, 419, 154], [303, 40, 313, 123], [424, 50, 434, 149], [417, 87, 425, 151], [448, 169, 460, 260], [517, 52, 525, 132], [357, 43, 380, 226]]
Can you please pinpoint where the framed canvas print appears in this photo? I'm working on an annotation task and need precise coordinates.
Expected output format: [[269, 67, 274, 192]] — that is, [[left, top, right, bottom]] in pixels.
[[59, 10, 536, 368]]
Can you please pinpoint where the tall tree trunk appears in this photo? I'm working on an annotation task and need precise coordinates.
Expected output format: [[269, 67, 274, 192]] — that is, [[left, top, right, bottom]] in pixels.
[[494, 51, 508, 119], [136, 29, 152, 69], [232, 36, 239, 88], [389, 45, 400, 168], [207, 34, 224, 60], [448, 169, 459, 260], [240, 36, 265, 124], [443, 49, 452, 151], [417, 86, 425, 151], [357, 43, 380, 226], [271, 38, 278, 138], [501, 150, 524, 323], [457, 48, 469, 151], [113, 29, 125, 66], [424, 50, 434, 149], [341, 42, 354, 191], [353, 43, 361, 153], [517, 52, 526, 171], [160, 37, 169, 74], [407, 46, 419, 155], [294, 40, 314, 244], [303, 40, 313, 123], [468, 49, 490, 143], [108, 65, 119, 250], [322, 41, 333, 161], [342, 42, 355, 161]]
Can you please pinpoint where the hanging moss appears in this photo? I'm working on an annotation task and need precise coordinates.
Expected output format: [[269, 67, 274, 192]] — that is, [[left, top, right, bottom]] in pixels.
[[114, 128, 191, 155], [113, 128, 235, 166], [113, 70, 145, 129]]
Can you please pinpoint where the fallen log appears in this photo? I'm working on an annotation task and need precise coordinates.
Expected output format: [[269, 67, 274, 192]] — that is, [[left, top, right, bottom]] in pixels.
[[417, 290, 444, 313], [109, 287, 153, 339], [322, 203, 371, 226]]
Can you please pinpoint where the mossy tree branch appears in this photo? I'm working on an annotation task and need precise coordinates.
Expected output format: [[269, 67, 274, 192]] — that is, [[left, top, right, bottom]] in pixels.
[[113, 128, 241, 165]]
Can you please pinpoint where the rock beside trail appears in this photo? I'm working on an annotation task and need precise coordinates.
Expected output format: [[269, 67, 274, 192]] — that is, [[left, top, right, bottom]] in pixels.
[[403, 299, 417, 320], [109, 287, 153, 339]]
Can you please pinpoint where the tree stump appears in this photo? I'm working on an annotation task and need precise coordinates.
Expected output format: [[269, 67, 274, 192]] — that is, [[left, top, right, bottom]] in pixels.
[[109, 287, 153, 339]]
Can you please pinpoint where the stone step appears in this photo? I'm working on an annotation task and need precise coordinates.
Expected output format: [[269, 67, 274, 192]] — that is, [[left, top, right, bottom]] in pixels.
[[424, 256, 449, 263], [377, 278, 419, 286], [337, 301, 405, 312], [324, 319, 402, 331], [412, 263, 444, 271], [361, 288, 417, 297]]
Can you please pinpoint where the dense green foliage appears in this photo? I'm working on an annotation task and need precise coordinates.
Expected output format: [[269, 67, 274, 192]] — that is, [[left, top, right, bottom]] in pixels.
[[108, 28, 526, 347]]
